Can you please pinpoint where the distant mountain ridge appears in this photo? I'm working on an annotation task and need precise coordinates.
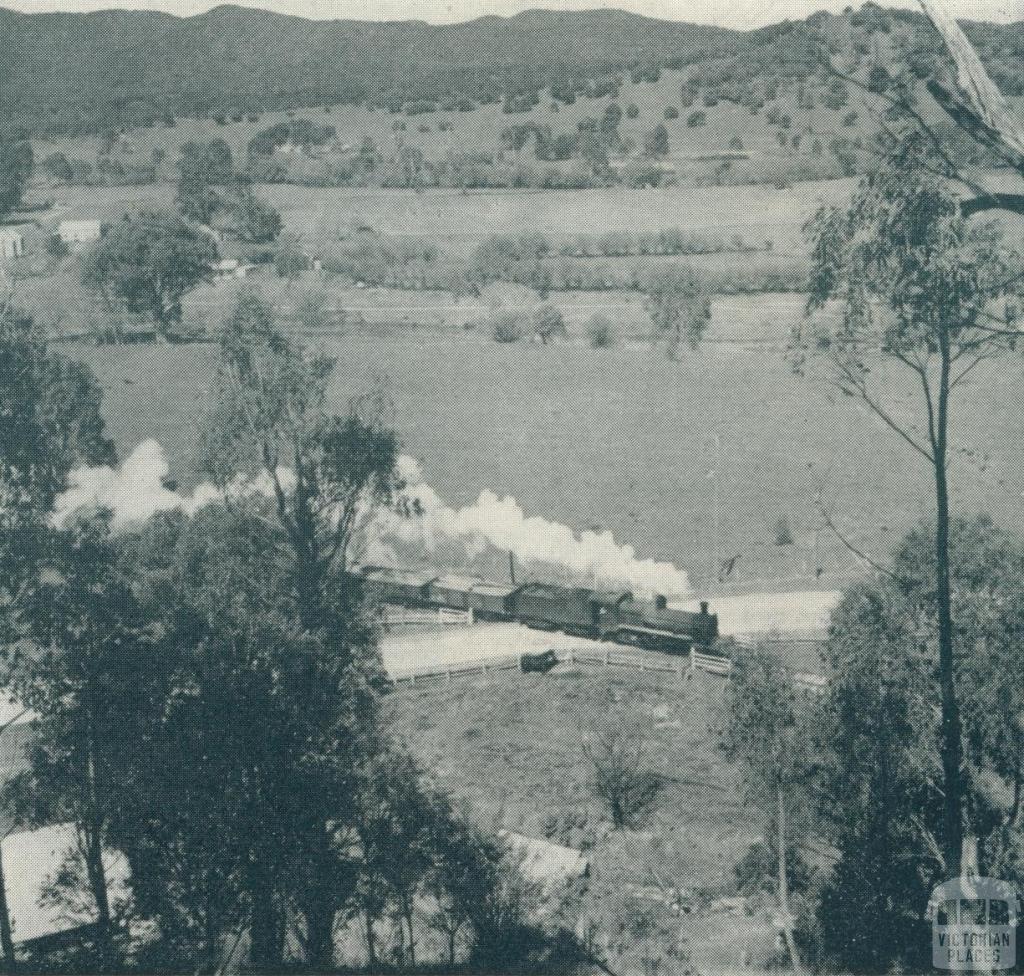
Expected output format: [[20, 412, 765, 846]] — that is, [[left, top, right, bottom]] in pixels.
[[0, 2, 1019, 136]]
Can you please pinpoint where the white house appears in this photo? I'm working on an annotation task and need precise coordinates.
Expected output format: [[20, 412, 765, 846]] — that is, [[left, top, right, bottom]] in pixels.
[[0, 228, 25, 259], [57, 220, 102, 247]]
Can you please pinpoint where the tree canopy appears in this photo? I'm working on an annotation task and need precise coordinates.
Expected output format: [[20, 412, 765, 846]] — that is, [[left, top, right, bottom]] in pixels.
[[81, 212, 217, 337]]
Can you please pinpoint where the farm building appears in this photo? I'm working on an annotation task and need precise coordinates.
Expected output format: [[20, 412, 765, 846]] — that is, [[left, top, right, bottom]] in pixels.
[[57, 220, 102, 247], [1, 823, 131, 956], [213, 258, 255, 282], [0, 228, 25, 259], [500, 832, 589, 891]]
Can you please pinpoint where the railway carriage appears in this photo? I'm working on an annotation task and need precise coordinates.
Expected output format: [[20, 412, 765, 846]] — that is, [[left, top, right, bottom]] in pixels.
[[467, 582, 517, 619], [360, 567, 438, 606], [427, 575, 483, 611]]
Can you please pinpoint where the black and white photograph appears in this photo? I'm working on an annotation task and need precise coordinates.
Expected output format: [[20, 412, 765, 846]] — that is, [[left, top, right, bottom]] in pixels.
[[1, 0, 1024, 971]]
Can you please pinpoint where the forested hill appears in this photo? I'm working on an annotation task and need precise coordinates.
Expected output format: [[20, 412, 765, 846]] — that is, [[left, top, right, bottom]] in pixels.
[[0, 1, 1022, 136]]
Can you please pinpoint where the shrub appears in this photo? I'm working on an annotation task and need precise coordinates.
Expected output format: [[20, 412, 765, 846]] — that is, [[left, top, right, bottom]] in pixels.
[[686, 110, 707, 127], [774, 515, 794, 546], [587, 313, 615, 348], [664, 106, 680, 120], [533, 304, 566, 344], [626, 103, 640, 119], [491, 311, 526, 343]]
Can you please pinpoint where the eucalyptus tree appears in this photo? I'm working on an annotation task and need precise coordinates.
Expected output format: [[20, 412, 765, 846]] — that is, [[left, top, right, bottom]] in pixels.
[[199, 291, 406, 969], [798, 162, 1020, 875]]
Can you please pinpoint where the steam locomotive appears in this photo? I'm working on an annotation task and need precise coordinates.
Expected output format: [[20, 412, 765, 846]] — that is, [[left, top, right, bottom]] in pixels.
[[355, 566, 718, 652]]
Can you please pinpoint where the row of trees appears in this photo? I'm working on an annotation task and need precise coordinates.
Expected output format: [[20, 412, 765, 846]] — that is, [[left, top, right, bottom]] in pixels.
[[0, 290, 574, 973]]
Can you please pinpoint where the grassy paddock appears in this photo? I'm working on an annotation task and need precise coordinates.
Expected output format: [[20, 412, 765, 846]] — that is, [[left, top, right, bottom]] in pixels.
[[63, 327, 1024, 593], [389, 666, 781, 972]]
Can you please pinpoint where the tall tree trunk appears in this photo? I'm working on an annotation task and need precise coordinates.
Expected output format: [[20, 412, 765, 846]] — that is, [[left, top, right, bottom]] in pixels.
[[248, 867, 283, 972], [934, 341, 964, 877], [403, 901, 417, 968], [777, 785, 803, 975], [303, 902, 335, 972], [84, 719, 112, 960], [364, 910, 377, 968], [83, 824, 111, 930], [0, 847, 17, 975]]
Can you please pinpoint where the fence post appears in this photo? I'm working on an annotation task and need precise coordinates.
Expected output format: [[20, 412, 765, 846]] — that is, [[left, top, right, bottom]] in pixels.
[[676, 657, 684, 681], [603, 648, 610, 668], [688, 646, 696, 680], [468, 607, 474, 625]]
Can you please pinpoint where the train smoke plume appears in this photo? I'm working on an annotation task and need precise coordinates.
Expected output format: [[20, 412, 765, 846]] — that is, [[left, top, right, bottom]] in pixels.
[[379, 458, 693, 598], [55, 443, 692, 598]]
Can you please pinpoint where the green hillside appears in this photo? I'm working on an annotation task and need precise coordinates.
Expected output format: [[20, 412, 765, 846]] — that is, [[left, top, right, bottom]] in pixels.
[[2, 0, 1023, 142]]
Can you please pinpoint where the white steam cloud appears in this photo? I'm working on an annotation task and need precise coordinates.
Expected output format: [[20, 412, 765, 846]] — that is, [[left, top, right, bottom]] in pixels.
[[379, 458, 692, 598], [54, 440, 222, 530], [55, 442, 692, 598]]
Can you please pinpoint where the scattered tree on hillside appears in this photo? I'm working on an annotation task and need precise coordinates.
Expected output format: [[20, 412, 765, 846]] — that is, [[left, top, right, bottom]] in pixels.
[[644, 266, 711, 357], [274, 234, 309, 284], [41, 151, 74, 184], [643, 124, 670, 158]]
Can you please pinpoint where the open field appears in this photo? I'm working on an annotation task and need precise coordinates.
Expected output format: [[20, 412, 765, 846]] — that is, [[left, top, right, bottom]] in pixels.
[[388, 666, 780, 972], [62, 326, 1024, 595], [25, 178, 849, 258]]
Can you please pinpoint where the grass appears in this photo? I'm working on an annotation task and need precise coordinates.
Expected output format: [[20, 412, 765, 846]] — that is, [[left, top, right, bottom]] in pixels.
[[388, 666, 779, 972], [59, 323, 1024, 598], [29, 65, 866, 187]]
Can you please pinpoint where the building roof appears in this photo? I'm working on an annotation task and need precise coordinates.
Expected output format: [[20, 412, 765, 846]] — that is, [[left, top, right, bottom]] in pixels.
[[2, 824, 130, 946], [0, 228, 23, 240], [515, 582, 587, 600], [431, 575, 484, 592], [360, 566, 438, 588], [500, 832, 589, 890], [470, 582, 517, 598]]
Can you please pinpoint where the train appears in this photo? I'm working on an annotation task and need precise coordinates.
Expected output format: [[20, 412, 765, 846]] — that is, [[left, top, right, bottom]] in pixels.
[[355, 566, 718, 652]]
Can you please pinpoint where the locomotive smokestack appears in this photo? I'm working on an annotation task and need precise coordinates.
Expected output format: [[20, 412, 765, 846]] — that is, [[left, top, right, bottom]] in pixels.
[[655, 595, 667, 610], [509, 551, 516, 587], [700, 601, 709, 615]]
